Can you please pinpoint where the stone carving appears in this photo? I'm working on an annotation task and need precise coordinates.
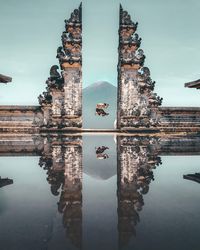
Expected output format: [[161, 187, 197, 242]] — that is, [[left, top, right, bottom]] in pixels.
[[56, 46, 67, 65], [120, 48, 145, 66], [138, 67, 155, 90], [65, 5, 82, 26], [120, 5, 138, 29], [50, 65, 61, 79], [117, 5, 163, 129], [57, 43, 82, 66], [62, 4, 82, 67], [38, 92, 52, 106], [52, 98, 63, 116], [38, 64, 64, 127], [39, 4, 82, 129]]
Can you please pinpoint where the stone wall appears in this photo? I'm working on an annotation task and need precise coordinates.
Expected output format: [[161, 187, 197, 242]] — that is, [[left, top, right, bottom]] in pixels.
[[0, 106, 43, 133], [0, 106, 200, 133], [159, 107, 200, 132]]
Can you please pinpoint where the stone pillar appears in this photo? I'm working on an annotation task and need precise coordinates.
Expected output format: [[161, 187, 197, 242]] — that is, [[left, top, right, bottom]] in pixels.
[[62, 67, 82, 127], [41, 105, 51, 126], [50, 89, 64, 127], [59, 4, 82, 128], [117, 5, 162, 129], [38, 4, 82, 129]]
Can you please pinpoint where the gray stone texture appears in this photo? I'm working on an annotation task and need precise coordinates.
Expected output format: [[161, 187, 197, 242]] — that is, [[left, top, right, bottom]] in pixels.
[[117, 5, 162, 129], [39, 4, 82, 129]]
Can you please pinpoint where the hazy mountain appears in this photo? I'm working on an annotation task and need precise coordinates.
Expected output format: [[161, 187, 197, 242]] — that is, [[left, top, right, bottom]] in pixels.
[[83, 81, 117, 129], [83, 135, 117, 180]]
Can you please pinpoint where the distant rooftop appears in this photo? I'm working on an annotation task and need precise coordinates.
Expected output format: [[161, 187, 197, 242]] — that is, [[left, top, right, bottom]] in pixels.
[[0, 74, 12, 83], [185, 79, 200, 89]]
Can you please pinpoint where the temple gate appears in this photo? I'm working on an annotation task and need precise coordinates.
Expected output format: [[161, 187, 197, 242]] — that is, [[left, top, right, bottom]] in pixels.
[[39, 4, 82, 129], [117, 5, 163, 130], [1, 4, 200, 133]]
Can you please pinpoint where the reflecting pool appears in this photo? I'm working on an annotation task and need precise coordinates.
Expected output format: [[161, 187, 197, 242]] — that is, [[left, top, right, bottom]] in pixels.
[[0, 135, 200, 250]]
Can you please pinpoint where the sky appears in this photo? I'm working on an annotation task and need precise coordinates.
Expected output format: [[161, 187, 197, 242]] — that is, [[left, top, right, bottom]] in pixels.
[[0, 0, 200, 106]]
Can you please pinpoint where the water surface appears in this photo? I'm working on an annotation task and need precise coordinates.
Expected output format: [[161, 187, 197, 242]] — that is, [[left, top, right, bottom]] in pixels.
[[0, 135, 200, 250]]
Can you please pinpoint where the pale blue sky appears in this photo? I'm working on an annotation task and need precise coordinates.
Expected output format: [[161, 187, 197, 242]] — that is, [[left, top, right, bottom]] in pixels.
[[0, 0, 200, 106]]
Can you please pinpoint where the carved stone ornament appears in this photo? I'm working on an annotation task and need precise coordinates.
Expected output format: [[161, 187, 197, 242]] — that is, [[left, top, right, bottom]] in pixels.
[[117, 5, 163, 128], [38, 3, 82, 128]]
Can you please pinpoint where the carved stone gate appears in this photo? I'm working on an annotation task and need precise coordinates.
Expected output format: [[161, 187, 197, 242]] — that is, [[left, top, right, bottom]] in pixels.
[[23, 4, 200, 132], [38, 4, 163, 130], [117, 5, 162, 130], [39, 4, 82, 129]]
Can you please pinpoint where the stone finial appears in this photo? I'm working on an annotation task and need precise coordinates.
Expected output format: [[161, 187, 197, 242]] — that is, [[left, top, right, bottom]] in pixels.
[[120, 4, 138, 29]]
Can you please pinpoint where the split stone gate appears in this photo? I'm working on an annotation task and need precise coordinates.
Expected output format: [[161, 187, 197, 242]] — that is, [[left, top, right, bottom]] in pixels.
[[38, 3, 162, 130], [0, 3, 200, 133]]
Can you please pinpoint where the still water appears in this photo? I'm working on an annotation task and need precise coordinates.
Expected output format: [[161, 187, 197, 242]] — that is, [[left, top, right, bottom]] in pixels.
[[0, 135, 200, 250]]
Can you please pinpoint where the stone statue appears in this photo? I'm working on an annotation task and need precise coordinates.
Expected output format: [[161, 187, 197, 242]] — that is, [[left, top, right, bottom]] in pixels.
[[65, 3, 82, 26], [134, 49, 145, 66], [121, 9, 138, 29], [56, 46, 66, 62], [50, 65, 61, 79], [38, 92, 52, 106], [138, 67, 155, 91]]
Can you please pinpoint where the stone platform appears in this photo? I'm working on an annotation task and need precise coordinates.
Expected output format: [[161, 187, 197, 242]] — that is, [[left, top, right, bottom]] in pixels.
[[0, 105, 200, 134]]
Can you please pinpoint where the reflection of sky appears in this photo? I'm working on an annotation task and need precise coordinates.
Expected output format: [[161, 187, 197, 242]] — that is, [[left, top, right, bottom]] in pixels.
[[134, 155, 200, 250], [83, 135, 118, 249], [0, 157, 58, 250], [0, 137, 200, 249], [0, 0, 200, 106]]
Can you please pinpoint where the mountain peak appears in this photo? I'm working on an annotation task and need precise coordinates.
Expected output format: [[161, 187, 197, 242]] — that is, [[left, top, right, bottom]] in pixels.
[[83, 80, 117, 129], [84, 81, 116, 91]]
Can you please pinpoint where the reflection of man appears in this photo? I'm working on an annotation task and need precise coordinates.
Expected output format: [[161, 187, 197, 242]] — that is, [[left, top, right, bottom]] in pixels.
[[95, 146, 109, 159], [95, 108, 109, 116], [95, 146, 109, 154], [96, 153, 109, 160]]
